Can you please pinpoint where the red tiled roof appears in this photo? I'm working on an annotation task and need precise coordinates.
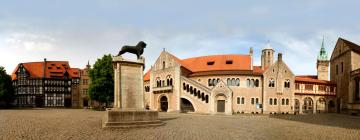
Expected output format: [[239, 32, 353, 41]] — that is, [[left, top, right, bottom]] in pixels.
[[295, 75, 336, 85], [144, 53, 266, 81], [144, 69, 151, 81], [181, 54, 252, 72], [11, 61, 79, 80]]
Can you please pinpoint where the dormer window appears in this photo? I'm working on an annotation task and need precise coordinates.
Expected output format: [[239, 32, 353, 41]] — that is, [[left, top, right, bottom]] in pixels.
[[48, 67, 52, 69], [226, 60, 233, 64], [51, 64, 55, 66], [207, 61, 215, 65], [57, 67, 61, 70]]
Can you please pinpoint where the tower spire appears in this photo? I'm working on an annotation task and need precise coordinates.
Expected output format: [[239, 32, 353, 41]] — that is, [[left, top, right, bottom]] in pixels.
[[317, 36, 328, 61]]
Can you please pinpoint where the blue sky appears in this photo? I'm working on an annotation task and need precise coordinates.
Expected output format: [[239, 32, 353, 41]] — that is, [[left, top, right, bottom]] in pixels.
[[1, 0, 360, 75]]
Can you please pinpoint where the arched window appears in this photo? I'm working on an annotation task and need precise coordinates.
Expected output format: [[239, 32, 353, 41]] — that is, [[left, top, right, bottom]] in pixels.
[[247, 79, 250, 87], [284, 79, 290, 88], [231, 78, 236, 86], [167, 79, 170, 86], [197, 91, 201, 99], [269, 98, 273, 105], [237, 97, 240, 104], [250, 79, 255, 87], [183, 83, 186, 90], [255, 79, 259, 87], [236, 78, 240, 86], [269, 78, 275, 87], [162, 61, 165, 69], [190, 86, 193, 94], [227, 78, 231, 86], [201, 93, 205, 101], [212, 79, 216, 86], [217, 78, 220, 85], [286, 99, 289, 105], [208, 79, 212, 86], [205, 95, 209, 103], [170, 78, 173, 86], [241, 97, 245, 104], [194, 88, 197, 95], [274, 98, 277, 105], [282, 98, 285, 105], [186, 84, 189, 92]]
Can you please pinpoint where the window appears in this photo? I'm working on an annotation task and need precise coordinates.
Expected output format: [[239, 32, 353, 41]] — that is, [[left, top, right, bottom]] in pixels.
[[237, 97, 240, 104], [295, 83, 300, 90], [227, 78, 231, 86], [250, 79, 254, 87], [236, 78, 240, 86], [269, 78, 275, 87], [282, 98, 285, 105], [226, 60, 233, 64], [247, 79, 250, 87], [284, 79, 290, 88], [207, 61, 215, 65], [162, 61, 165, 69], [255, 98, 259, 104], [208, 79, 212, 86], [286, 99, 289, 105], [231, 78, 236, 86], [274, 98, 277, 105], [341, 62, 344, 73], [255, 79, 259, 87], [241, 97, 245, 104], [251, 98, 255, 105], [336, 65, 339, 75], [269, 98, 273, 105], [305, 84, 313, 90]]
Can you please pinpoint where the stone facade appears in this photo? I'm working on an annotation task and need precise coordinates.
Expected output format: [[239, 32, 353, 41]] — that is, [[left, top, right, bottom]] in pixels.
[[144, 43, 302, 115], [79, 63, 91, 108], [330, 38, 360, 113]]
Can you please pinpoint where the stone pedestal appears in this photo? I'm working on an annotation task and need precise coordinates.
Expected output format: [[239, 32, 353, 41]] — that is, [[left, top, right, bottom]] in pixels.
[[102, 56, 164, 128]]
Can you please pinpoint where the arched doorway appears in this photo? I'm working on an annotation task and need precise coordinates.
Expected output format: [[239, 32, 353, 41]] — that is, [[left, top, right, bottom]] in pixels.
[[216, 94, 226, 113], [160, 96, 168, 112], [294, 99, 300, 114], [180, 98, 195, 113], [328, 100, 336, 113], [316, 98, 326, 113], [303, 97, 313, 113]]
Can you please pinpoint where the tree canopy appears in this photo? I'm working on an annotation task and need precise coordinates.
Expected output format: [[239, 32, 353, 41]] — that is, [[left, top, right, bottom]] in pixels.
[[0, 66, 15, 107], [88, 54, 114, 108]]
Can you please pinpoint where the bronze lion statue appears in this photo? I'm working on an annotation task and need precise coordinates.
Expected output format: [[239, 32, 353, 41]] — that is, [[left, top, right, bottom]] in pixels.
[[117, 41, 146, 59]]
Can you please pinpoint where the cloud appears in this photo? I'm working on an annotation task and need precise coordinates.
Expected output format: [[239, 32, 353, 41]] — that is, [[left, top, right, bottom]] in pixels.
[[4, 32, 56, 51]]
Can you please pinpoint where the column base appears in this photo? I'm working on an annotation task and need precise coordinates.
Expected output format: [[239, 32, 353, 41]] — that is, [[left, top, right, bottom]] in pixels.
[[102, 108, 165, 128]]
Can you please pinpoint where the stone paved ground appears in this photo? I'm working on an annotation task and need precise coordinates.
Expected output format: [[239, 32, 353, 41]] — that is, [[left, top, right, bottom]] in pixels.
[[0, 109, 360, 140]]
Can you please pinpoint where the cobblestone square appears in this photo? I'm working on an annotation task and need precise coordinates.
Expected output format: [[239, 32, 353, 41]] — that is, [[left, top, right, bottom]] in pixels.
[[1, 109, 360, 140]]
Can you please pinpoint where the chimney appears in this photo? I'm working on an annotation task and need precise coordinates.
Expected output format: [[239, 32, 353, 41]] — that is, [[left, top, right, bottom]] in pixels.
[[250, 47, 253, 70], [43, 58, 47, 78], [278, 53, 282, 62]]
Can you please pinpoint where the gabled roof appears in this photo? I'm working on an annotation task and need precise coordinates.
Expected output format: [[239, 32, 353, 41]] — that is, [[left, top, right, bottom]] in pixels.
[[11, 61, 80, 80], [144, 52, 265, 81], [338, 38, 360, 53], [295, 75, 336, 85]]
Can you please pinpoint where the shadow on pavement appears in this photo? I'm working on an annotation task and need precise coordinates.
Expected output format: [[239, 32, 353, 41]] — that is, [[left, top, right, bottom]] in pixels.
[[269, 113, 360, 129]]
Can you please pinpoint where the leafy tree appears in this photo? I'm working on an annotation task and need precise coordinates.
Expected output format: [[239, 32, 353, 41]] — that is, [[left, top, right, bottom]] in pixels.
[[88, 54, 114, 109], [0, 66, 15, 108]]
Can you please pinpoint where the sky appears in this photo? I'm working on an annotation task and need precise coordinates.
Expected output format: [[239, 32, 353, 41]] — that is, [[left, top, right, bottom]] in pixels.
[[1, 0, 360, 75]]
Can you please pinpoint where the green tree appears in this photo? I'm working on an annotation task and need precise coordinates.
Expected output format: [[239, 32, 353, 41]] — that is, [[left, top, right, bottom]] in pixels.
[[88, 54, 114, 109], [0, 66, 15, 108]]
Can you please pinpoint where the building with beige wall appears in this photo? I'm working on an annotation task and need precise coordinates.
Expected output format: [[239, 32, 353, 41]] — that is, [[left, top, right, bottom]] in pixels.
[[330, 38, 360, 114], [79, 62, 91, 108], [143, 42, 304, 115]]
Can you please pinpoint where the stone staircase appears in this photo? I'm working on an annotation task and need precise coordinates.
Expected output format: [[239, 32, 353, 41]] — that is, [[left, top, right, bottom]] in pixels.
[[180, 76, 211, 104]]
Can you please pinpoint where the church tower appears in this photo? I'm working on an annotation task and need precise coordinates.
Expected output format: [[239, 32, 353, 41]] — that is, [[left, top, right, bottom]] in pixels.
[[261, 41, 275, 70], [317, 37, 330, 81]]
